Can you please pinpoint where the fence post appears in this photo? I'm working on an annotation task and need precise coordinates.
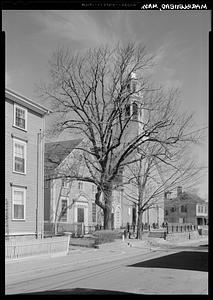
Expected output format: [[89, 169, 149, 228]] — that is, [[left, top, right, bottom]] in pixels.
[[81, 223, 84, 236], [66, 234, 70, 255]]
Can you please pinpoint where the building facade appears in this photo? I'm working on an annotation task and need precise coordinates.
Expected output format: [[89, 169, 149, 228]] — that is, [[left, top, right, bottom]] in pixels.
[[164, 186, 208, 226], [44, 139, 103, 233], [5, 89, 49, 240]]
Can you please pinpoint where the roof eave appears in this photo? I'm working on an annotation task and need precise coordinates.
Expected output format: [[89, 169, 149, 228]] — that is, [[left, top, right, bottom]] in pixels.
[[5, 88, 52, 116]]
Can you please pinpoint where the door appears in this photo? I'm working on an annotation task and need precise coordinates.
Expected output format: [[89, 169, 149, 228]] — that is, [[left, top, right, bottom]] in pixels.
[[77, 207, 84, 223]]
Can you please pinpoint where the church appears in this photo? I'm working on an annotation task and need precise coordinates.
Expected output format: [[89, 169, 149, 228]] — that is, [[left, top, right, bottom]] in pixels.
[[43, 72, 164, 234]]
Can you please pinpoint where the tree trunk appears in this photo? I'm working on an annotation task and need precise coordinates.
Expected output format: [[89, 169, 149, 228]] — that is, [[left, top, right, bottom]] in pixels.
[[103, 183, 113, 230], [103, 206, 112, 230], [137, 210, 143, 239]]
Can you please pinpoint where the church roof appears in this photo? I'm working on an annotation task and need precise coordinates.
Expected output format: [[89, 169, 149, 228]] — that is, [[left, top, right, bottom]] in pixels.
[[165, 191, 206, 206], [44, 139, 82, 178]]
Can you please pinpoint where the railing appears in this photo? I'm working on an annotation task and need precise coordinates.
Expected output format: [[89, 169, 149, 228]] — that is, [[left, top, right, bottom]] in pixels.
[[5, 236, 70, 260]]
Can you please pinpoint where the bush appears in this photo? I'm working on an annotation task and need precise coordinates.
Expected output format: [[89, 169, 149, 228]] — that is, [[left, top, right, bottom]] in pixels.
[[93, 230, 123, 245]]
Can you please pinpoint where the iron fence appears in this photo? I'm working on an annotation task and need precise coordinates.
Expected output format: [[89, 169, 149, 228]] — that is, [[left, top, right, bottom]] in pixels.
[[166, 223, 198, 234]]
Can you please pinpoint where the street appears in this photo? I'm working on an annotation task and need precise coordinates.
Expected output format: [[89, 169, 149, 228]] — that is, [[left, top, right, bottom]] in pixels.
[[5, 241, 208, 295]]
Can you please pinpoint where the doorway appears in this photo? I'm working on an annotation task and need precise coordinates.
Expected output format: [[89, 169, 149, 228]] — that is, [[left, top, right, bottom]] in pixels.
[[77, 207, 84, 223]]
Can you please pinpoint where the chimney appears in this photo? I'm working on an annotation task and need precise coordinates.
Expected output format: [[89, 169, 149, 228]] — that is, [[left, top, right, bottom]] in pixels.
[[164, 191, 172, 200], [177, 186, 182, 197]]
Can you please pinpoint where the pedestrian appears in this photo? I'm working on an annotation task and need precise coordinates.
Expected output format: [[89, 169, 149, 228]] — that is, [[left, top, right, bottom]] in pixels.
[[133, 223, 135, 233], [127, 222, 130, 232], [162, 222, 165, 228]]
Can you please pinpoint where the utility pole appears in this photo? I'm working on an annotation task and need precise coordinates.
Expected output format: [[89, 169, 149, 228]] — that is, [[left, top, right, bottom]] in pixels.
[[36, 130, 41, 239], [154, 158, 167, 226]]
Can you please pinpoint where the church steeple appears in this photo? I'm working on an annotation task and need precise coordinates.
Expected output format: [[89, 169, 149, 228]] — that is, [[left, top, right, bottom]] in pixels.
[[124, 72, 144, 140]]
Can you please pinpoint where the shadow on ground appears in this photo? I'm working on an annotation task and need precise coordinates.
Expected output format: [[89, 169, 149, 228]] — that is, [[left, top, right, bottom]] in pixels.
[[21, 288, 139, 295], [128, 251, 208, 272]]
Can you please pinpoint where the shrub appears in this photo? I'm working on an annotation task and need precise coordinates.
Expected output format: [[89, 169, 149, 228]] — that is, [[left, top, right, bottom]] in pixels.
[[93, 230, 123, 245]]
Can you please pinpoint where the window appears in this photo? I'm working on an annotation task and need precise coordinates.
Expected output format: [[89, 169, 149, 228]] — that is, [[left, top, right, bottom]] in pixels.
[[44, 180, 49, 189], [13, 139, 26, 174], [165, 209, 168, 216], [127, 82, 131, 92], [171, 207, 175, 213], [60, 199, 68, 222], [115, 166, 124, 184], [132, 206, 136, 225], [62, 178, 69, 188], [12, 186, 26, 220], [14, 104, 27, 130], [92, 185, 96, 193], [125, 104, 131, 117], [92, 203, 96, 223], [132, 82, 137, 92], [132, 102, 138, 117], [181, 205, 187, 213], [78, 181, 83, 190]]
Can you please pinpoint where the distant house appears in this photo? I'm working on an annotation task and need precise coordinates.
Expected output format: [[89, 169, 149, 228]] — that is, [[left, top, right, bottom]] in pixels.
[[164, 186, 208, 226], [5, 89, 50, 240]]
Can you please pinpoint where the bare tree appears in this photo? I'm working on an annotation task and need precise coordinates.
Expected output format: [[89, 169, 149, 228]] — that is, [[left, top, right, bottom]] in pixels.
[[39, 42, 197, 230], [122, 142, 204, 239]]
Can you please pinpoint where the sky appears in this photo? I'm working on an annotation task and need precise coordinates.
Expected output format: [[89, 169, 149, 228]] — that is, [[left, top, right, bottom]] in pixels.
[[3, 10, 210, 199]]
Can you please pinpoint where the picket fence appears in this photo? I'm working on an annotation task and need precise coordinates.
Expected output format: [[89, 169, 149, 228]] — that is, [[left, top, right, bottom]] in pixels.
[[5, 235, 70, 260]]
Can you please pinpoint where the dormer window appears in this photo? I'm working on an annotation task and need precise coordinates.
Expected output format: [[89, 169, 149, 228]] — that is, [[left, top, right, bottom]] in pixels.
[[14, 104, 27, 131]]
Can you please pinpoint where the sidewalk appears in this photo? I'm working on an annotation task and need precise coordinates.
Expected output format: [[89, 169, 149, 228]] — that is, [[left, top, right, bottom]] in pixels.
[[5, 236, 208, 294], [5, 235, 208, 273]]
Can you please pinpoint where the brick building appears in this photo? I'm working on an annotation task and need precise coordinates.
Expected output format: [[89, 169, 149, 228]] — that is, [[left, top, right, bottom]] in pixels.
[[5, 89, 50, 240], [164, 186, 208, 226]]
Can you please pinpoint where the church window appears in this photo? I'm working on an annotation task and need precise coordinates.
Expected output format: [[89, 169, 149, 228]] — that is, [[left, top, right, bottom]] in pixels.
[[125, 104, 131, 117], [132, 102, 138, 117]]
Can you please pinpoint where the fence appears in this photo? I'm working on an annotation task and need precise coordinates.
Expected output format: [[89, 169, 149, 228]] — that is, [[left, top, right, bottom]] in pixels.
[[5, 236, 70, 260], [166, 223, 198, 234], [44, 221, 85, 237]]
